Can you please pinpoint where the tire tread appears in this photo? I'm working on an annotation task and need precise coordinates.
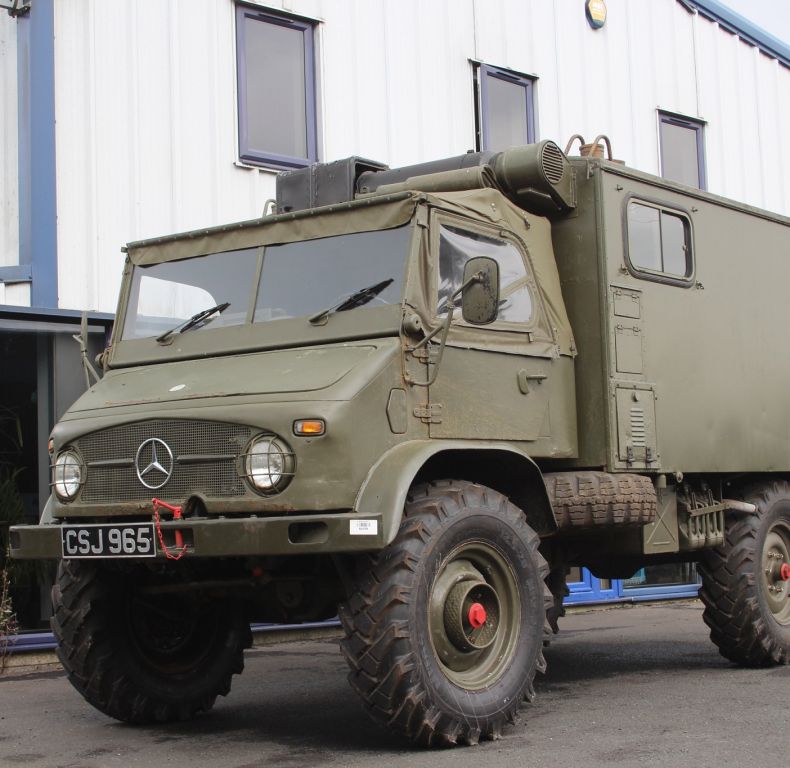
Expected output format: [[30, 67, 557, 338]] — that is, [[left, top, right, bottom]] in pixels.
[[698, 481, 790, 667], [51, 560, 249, 723], [339, 480, 552, 746]]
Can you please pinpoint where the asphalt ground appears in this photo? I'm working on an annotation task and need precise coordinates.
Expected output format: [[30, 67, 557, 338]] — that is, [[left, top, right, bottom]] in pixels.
[[1, 600, 788, 768]]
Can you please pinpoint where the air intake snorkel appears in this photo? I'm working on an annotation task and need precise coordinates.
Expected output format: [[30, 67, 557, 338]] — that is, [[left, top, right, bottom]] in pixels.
[[276, 140, 577, 217]]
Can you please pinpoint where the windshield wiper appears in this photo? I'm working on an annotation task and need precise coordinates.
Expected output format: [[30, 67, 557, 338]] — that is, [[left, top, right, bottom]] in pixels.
[[308, 279, 394, 326], [156, 301, 230, 345]]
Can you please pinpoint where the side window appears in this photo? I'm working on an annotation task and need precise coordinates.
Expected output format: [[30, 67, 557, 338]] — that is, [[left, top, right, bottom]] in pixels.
[[235, 5, 317, 169], [474, 64, 536, 152], [626, 201, 692, 281], [437, 225, 534, 323]]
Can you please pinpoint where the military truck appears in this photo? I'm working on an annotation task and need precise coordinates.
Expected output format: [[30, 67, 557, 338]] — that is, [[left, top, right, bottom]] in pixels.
[[9, 138, 790, 746]]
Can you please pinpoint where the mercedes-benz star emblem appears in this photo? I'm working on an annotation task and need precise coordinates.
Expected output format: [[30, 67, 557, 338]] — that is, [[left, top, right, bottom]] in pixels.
[[135, 438, 174, 490]]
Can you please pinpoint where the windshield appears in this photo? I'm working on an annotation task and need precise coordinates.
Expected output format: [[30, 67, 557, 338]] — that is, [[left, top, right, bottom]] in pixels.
[[122, 226, 411, 341]]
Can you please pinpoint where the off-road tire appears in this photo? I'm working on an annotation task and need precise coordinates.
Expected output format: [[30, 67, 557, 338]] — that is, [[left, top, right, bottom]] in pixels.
[[339, 480, 551, 746], [545, 471, 657, 530], [52, 560, 251, 723], [698, 481, 790, 666]]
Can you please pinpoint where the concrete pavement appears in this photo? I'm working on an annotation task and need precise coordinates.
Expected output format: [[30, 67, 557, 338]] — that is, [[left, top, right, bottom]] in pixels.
[[0, 600, 787, 767]]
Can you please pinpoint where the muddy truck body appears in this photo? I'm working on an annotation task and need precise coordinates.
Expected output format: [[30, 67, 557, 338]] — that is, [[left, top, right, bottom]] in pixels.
[[10, 139, 790, 745]]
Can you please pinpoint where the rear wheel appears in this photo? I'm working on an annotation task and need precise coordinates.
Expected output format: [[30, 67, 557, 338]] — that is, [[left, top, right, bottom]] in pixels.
[[340, 480, 551, 746], [698, 481, 790, 666], [52, 560, 251, 723]]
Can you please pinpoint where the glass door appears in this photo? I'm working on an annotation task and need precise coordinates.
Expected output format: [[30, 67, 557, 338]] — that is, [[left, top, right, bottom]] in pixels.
[[565, 566, 621, 604], [563, 564, 701, 606]]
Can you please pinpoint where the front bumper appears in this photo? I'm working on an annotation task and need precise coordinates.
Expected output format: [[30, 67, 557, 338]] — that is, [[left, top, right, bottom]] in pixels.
[[9, 512, 385, 560]]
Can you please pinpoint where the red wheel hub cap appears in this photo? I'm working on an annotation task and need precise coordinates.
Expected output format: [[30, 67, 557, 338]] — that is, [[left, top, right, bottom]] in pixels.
[[468, 602, 487, 629], [780, 563, 790, 582]]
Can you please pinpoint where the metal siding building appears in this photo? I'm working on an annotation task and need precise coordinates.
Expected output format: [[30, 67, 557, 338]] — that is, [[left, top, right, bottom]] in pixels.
[[3, 0, 790, 313], [1, 0, 790, 632]]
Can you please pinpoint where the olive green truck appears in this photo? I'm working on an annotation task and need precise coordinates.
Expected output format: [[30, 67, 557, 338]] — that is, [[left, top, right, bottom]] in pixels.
[[10, 139, 790, 746]]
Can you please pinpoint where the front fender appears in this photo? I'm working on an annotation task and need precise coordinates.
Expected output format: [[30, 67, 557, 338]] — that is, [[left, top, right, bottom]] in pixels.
[[354, 439, 557, 545]]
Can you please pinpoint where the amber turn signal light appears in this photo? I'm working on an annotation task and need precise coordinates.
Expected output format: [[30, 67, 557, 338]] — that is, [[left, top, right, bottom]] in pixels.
[[293, 419, 325, 436]]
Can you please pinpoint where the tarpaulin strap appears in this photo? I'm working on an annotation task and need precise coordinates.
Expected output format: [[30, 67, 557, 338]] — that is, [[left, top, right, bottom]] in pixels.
[[151, 498, 187, 561]]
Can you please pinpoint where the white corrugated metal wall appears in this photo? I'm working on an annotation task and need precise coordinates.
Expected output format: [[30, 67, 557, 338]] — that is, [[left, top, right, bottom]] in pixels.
[[0, 14, 19, 268], [50, 0, 790, 313]]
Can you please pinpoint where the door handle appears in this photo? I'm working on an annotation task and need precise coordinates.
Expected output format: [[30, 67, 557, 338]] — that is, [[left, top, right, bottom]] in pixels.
[[517, 370, 547, 394]]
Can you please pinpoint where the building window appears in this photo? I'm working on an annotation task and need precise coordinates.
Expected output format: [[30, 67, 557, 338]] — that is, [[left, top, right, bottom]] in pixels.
[[475, 65, 536, 152], [235, 5, 317, 169], [658, 112, 706, 190], [626, 199, 693, 283]]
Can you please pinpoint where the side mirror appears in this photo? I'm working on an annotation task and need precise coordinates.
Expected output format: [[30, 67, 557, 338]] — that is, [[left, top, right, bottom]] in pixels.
[[461, 257, 499, 325]]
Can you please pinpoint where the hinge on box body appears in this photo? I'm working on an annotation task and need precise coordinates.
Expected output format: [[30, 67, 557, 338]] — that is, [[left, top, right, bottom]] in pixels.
[[413, 404, 443, 424]]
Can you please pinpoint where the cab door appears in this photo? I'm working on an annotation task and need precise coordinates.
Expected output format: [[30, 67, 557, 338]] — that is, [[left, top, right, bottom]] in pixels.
[[427, 213, 557, 442]]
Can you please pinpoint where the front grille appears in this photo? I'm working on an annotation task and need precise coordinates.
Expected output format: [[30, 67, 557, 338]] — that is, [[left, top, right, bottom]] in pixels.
[[75, 419, 252, 503]]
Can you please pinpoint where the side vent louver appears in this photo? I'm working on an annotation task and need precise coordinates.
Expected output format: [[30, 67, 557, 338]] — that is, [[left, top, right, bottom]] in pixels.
[[630, 407, 647, 447]]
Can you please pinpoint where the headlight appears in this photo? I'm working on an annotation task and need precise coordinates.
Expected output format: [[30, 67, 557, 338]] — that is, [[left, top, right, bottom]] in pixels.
[[244, 436, 294, 493], [53, 450, 83, 500]]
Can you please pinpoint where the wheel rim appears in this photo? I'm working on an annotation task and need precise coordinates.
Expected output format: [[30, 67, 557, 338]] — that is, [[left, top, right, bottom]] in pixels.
[[428, 541, 521, 690], [127, 591, 219, 676], [762, 518, 790, 625]]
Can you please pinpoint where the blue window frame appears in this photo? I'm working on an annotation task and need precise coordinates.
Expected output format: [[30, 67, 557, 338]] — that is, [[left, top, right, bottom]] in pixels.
[[658, 111, 706, 190], [565, 564, 700, 607], [475, 64, 536, 152], [235, 5, 317, 170]]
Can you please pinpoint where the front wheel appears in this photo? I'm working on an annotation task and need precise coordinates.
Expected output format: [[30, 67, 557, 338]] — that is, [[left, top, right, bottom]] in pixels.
[[52, 560, 251, 723], [340, 481, 550, 746], [698, 481, 790, 666]]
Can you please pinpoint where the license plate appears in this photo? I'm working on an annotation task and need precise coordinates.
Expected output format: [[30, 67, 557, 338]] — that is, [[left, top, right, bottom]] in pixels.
[[61, 523, 157, 559]]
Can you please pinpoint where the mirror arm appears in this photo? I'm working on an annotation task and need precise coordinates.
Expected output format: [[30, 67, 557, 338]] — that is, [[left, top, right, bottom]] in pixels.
[[405, 271, 482, 387]]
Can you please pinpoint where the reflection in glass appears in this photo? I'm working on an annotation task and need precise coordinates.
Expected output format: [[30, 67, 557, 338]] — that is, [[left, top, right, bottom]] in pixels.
[[627, 203, 662, 272], [623, 562, 700, 589], [123, 227, 411, 341], [243, 16, 307, 159], [486, 74, 530, 152], [123, 249, 260, 340], [661, 121, 701, 188], [438, 225, 533, 323], [627, 202, 691, 278], [254, 227, 410, 322], [661, 213, 688, 276]]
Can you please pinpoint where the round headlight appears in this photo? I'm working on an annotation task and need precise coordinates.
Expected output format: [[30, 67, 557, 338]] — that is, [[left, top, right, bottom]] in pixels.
[[244, 436, 293, 493], [54, 451, 83, 500]]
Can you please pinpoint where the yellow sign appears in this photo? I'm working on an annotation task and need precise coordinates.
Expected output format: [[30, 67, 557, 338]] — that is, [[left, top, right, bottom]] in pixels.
[[586, 0, 607, 29]]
